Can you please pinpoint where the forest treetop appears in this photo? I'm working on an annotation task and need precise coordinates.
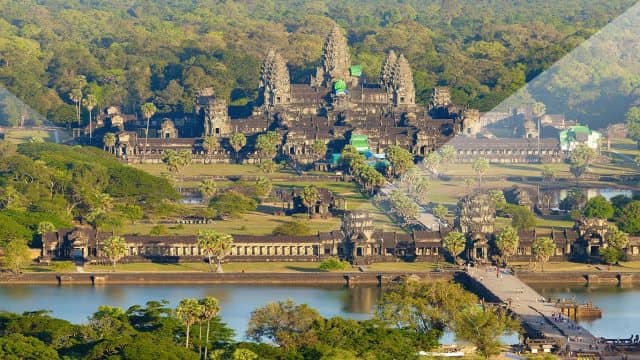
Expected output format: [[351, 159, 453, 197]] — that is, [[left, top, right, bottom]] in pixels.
[[0, 0, 637, 127]]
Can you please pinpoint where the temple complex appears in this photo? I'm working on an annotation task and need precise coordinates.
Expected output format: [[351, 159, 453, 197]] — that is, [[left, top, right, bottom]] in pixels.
[[42, 197, 640, 266], [99, 26, 480, 166]]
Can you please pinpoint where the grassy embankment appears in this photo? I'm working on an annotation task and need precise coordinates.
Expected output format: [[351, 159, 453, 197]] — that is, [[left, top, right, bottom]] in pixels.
[[3, 127, 73, 144], [128, 163, 403, 235]]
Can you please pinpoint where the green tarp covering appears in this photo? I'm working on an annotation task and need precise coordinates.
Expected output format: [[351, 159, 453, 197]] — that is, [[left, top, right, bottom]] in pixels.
[[350, 134, 370, 152], [349, 65, 362, 77], [333, 79, 347, 94]]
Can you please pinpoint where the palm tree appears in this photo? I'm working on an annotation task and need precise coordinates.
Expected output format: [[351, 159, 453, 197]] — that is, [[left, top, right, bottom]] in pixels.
[[213, 231, 233, 273], [439, 145, 456, 171], [199, 296, 220, 360], [300, 185, 319, 218], [176, 298, 203, 348], [443, 230, 466, 263], [162, 149, 191, 192], [229, 132, 247, 164], [197, 230, 234, 273], [83, 94, 97, 143], [177, 149, 192, 191], [102, 235, 127, 271], [140, 102, 157, 160], [197, 229, 218, 272], [198, 179, 216, 202], [471, 157, 490, 188], [69, 88, 83, 127], [311, 139, 327, 161], [202, 135, 218, 160], [103, 133, 116, 154]]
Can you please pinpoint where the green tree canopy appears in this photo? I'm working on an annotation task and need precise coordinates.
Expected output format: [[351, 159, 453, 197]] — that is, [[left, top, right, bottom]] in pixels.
[[386, 145, 414, 177], [272, 221, 312, 236], [247, 299, 321, 349], [442, 230, 466, 261], [618, 201, 640, 235], [209, 191, 257, 218], [532, 236, 556, 271], [495, 225, 519, 264], [583, 195, 614, 219]]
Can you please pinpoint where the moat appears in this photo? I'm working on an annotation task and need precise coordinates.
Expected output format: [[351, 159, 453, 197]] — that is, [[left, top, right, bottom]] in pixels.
[[0, 284, 638, 341]]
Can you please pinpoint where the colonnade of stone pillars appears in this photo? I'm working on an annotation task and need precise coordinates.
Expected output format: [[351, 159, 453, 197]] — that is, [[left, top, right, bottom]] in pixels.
[[126, 245, 202, 257], [232, 245, 318, 256], [121, 243, 330, 258]]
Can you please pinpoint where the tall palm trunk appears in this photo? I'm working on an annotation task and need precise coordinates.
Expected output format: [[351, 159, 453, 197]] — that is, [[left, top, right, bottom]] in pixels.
[[88, 110, 92, 143], [204, 320, 211, 360], [185, 324, 191, 348], [198, 322, 202, 358], [144, 117, 150, 160]]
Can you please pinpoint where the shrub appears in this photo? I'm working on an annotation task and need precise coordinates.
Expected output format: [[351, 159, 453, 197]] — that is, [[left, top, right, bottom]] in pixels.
[[272, 221, 312, 236], [209, 191, 257, 218], [583, 195, 614, 219], [149, 224, 169, 236], [51, 261, 75, 272], [318, 258, 350, 271]]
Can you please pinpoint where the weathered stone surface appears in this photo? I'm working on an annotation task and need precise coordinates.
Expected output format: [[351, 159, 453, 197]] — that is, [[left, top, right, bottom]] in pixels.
[[260, 49, 291, 108], [455, 192, 496, 234], [312, 26, 351, 87]]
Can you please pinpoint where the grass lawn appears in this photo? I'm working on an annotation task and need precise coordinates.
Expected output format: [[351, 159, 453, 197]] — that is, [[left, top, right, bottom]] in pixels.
[[511, 261, 640, 272], [85, 261, 340, 273], [3, 128, 73, 144], [132, 163, 264, 177], [125, 212, 342, 236], [366, 262, 453, 272], [440, 158, 638, 178]]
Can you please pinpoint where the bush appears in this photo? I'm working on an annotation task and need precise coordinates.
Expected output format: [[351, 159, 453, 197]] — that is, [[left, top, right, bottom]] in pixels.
[[149, 225, 169, 236], [51, 261, 75, 272], [318, 258, 350, 271], [272, 221, 312, 236], [583, 195, 614, 219], [209, 191, 257, 218], [505, 204, 536, 230]]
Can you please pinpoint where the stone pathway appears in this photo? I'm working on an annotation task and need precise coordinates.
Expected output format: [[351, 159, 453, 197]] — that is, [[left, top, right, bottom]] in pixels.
[[467, 267, 617, 356]]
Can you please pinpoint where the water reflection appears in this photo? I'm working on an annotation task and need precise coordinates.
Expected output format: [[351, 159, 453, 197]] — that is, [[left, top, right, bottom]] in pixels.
[[341, 286, 381, 314], [533, 284, 640, 339], [0, 284, 637, 341], [552, 188, 633, 204]]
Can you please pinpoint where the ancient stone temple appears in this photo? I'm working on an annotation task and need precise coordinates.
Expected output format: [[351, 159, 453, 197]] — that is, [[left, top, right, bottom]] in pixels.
[[101, 26, 472, 165], [195, 88, 231, 137], [455, 193, 496, 262], [390, 54, 416, 107], [574, 217, 609, 259], [380, 50, 397, 91], [260, 49, 291, 108], [523, 118, 539, 139], [430, 87, 452, 109], [455, 193, 496, 234], [311, 26, 352, 87], [160, 119, 178, 139]]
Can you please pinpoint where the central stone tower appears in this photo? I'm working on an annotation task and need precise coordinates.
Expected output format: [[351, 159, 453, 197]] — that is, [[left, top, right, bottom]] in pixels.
[[260, 49, 291, 109], [380, 51, 416, 107], [311, 26, 351, 87], [195, 88, 231, 137]]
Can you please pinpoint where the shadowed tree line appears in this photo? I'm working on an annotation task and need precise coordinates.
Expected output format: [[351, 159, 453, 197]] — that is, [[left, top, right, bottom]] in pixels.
[[0, 280, 518, 359], [0, 0, 636, 128]]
